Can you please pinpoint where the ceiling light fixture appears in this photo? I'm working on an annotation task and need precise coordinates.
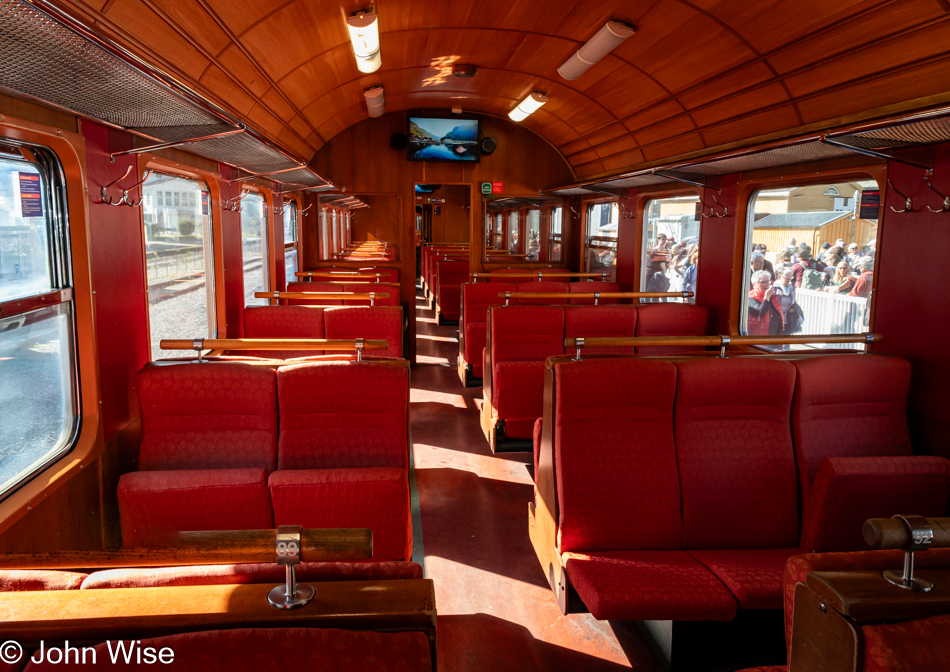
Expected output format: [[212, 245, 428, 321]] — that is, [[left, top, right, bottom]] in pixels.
[[346, 9, 381, 73], [364, 86, 384, 117], [508, 91, 548, 122], [557, 20, 635, 80]]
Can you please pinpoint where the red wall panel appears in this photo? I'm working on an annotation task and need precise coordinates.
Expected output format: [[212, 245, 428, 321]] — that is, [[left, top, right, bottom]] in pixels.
[[82, 121, 148, 441], [616, 189, 639, 291], [697, 175, 739, 335], [875, 145, 950, 458], [218, 164, 244, 338]]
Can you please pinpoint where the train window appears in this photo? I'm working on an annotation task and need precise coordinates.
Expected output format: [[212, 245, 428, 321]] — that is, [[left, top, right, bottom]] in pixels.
[[320, 206, 329, 260], [548, 206, 562, 262], [525, 209, 540, 261], [330, 209, 339, 255], [741, 180, 879, 349], [0, 145, 79, 497], [507, 211, 519, 253], [493, 212, 504, 250], [142, 173, 216, 360], [283, 200, 298, 282], [241, 191, 268, 306], [641, 195, 700, 303], [585, 202, 618, 277]]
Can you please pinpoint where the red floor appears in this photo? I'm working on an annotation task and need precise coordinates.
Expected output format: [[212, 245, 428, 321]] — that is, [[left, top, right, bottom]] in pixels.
[[410, 286, 666, 671]]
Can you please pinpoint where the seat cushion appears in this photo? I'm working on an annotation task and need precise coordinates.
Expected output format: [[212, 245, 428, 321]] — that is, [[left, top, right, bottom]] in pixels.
[[22, 628, 433, 672], [863, 615, 950, 672], [81, 561, 423, 589], [555, 359, 680, 553], [688, 548, 805, 610], [0, 570, 87, 592], [137, 363, 278, 471], [799, 456, 950, 552], [634, 303, 709, 355], [463, 282, 516, 326], [118, 468, 273, 547], [242, 305, 325, 358], [675, 359, 799, 550], [563, 550, 737, 621], [492, 360, 547, 438], [276, 361, 408, 469], [490, 305, 564, 362], [323, 306, 403, 359], [791, 355, 913, 504], [268, 468, 411, 562]]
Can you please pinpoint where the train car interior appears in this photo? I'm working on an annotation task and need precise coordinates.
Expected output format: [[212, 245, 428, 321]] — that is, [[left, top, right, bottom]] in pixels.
[[1, 1, 950, 670]]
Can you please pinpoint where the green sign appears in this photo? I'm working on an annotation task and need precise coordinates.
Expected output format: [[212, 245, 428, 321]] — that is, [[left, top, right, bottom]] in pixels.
[[481, 182, 492, 195]]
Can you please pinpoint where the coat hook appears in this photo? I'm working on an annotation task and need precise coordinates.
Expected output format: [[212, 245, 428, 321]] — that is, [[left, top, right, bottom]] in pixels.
[[711, 192, 729, 217], [619, 203, 635, 219], [302, 203, 313, 217], [225, 190, 249, 212], [887, 178, 914, 213], [121, 169, 152, 207], [924, 175, 950, 213], [100, 165, 132, 205]]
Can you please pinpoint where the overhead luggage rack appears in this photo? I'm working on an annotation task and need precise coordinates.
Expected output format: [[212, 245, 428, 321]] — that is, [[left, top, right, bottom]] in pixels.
[[0, 0, 330, 188]]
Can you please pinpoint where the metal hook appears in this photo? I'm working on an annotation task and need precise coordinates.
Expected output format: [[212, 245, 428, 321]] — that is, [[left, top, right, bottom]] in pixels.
[[121, 169, 153, 207], [711, 192, 728, 217], [302, 203, 313, 216], [570, 206, 580, 218], [274, 204, 285, 215], [225, 190, 250, 212], [888, 178, 914, 213], [100, 165, 132, 205], [924, 175, 950, 213], [619, 203, 635, 219]]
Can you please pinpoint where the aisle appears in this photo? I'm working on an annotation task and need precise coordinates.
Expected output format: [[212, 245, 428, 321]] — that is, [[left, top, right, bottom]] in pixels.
[[409, 284, 665, 670]]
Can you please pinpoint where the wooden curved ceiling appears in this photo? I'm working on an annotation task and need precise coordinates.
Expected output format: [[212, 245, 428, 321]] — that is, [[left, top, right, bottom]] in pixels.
[[57, 0, 950, 180]]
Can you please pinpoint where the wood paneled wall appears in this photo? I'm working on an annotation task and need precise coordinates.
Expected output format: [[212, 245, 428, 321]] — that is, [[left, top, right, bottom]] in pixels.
[[427, 185, 470, 244], [350, 194, 402, 247]]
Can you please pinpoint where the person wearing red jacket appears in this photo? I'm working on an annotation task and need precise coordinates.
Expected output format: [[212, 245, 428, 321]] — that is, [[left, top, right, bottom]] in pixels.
[[747, 270, 784, 335]]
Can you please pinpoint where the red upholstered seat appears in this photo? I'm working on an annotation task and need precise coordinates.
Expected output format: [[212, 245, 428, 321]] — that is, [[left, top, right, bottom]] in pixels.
[[271, 361, 411, 561], [513, 280, 570, 304], [675, 358, 799, 550], [323, 306, 403, 358], [564, 305, 637, 356], [242, 305, 325, 358], [436, 260, 470, 321], [798, 456, 949, 552], [563, 551, 738, 622], [119, 362, 279, 547], [0, 570, 87, 591], [687, 548, 805, 610], [554, 359, 680, 553], [791, 355, 913, 504], [862, 615, 950, 672], [568, 280, 621, 305], [287, 281, 345, 305], [634, 303, 709, 354], [118, 468, 273, 547], [490, 305, 565, 438], [342, 283, 399, 307], [23, 628, 433, 672], [80, 561, 423, 589], [462, 282, 516, 378]]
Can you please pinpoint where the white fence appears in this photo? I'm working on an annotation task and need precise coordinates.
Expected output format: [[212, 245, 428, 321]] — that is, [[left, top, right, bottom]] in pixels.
[[794, 288, 869, 347]]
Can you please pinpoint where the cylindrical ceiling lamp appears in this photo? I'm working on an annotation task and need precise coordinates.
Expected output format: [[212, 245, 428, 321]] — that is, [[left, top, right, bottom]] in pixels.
[[508, 91, 548, 122], [364, 86, 385, 117], [346, 11, 381, 73], [558, 20, 635, 80]]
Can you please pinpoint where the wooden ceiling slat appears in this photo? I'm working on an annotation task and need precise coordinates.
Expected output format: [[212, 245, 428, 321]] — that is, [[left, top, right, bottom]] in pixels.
[[700, 105, 801, 148], [197, 64, 258, 116], [622, 99, 688, 135], [202, 0, 277, 36], [639, 131, 705, 163], [601, 148, 647, 173], [691, 82, 790, 128], [150, 0, 230, 55], [677, 60, 776, 110], [559, 138, 592, 156], [633, 114, 700, 149], [217, 44, 272, 98]]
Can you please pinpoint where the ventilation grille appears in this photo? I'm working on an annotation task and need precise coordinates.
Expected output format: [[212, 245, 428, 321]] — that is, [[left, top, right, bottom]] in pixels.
[[673, 142, 854, 176], [832, 115, 950, 149]]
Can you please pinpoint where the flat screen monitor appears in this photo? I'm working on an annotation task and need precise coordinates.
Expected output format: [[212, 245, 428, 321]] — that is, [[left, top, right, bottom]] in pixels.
[[408, 117, 479, 162]]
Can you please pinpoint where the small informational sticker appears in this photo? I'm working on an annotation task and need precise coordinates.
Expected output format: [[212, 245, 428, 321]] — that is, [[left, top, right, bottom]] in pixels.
[[859, 190, 880, 219], [481, 182, 492, 195], [201, 191, 209, 215], [491, 182, 503, 194], [694, 201, 702, 221], [18, 172, 43, 217], [435, 205, 441, 215]]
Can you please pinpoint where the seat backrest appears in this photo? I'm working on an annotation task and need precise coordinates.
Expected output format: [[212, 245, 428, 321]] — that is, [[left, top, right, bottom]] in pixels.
[[437, 260, 470, 284], [514, 281, 570, 304], [791, 355, 913, 503], [322, 306, 403, 359], [634, 303, 709, 355], [568, 281, 621, 305], [138, 362, 278, 471], [242, 306, 325, 358], [286, 281, 344, 305], [490, 305, 565, 364], [463, 282, 517, 326], [276, 361, 409, 470], [358, 266, 399, 282], [487, 267, 529, 281], [564, 305, 637, 356], [342, 283, 399, 306], [555, 359, 681, 553], [675, 358, 799, 549]]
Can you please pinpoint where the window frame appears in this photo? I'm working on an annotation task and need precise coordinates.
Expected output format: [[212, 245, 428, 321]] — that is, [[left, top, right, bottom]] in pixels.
[[239, 186, 271, 308], [282, 196, 300, 287], [733, 165, 887, 344], [583, 199, 619, 277], [0, 114, 100, 530], [640, 193, 702, 303]]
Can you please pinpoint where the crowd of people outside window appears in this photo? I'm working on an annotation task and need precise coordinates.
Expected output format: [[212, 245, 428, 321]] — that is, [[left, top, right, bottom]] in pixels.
[[746, 237, 875, 336], [644, 233, 699, 300]]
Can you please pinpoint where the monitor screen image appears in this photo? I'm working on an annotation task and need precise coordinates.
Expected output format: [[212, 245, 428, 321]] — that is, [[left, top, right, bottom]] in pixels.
[[408, 117, 479, 162]]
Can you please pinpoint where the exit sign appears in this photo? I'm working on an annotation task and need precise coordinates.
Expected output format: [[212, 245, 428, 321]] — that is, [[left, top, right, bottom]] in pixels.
[[481, 182, 492, 195]]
